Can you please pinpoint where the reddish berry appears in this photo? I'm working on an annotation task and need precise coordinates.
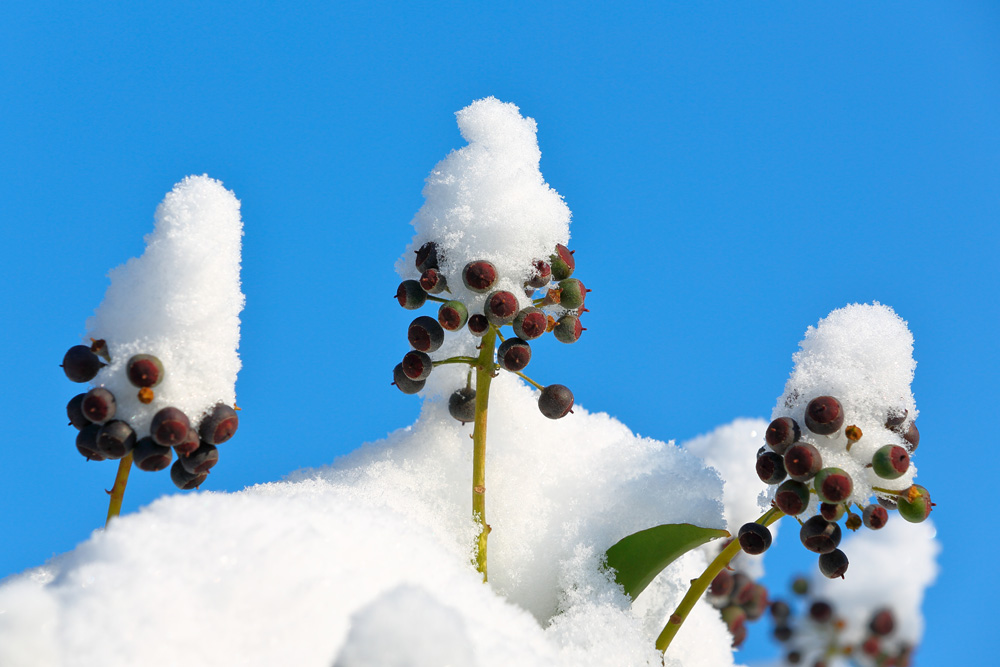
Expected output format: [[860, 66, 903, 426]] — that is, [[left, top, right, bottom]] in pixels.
[[151, 407, 191, 446], [401, 350, 433, 381], [775, 480, 810, 515], [462, 260, 498, 293], [872, 445, 909, 480], [133, 436, 173, 472], [170, 459, 207, 490], [181, 442, 219, 475], [809, 600, 833, 623], [813, 468, 853, 503], [770, 600, 791, 621], [784, 443, 822, 482], [820, 502, 846, 522], [709, 570, 734, 600], [96, 420, 136, 460], [765, 417, 801, 454], [484, 290, 519, 326], [550, 244, 575, 280], [414, 241, 439, 272], [419, 268, 448, 294], [82, 387, 116, 425], [199, 404, 239, 445], [126, 354, 164, 388], [497, 338, 531, 372], [467, 314, 490, 337], [513, 307, 547, 340], [526, 259, 552, 289], [396, 280, 426, 309], [756, 451, 787, 485], [885, 408, 908, 429], [408, 316, 445, 353], [869, 608, 895, 636], [175, 428, 201, 456], [863, 504, 889, 530], [902, 422, 919, 451], [805, 396, 844, 435], [438, 300, 469, 331], [553, 314, 584, 343]]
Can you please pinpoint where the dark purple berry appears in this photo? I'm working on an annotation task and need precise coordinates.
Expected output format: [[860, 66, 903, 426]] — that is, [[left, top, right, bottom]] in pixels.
[[62, 345, 105, 382], [438, 300, 469, 331], [463, 260, 498, 293], [392, 363, 425, 394], [869, 608, 895, 636], [756, 451, 787, 485], [813, 468, 853, 503], [75, 423, 105, 461], [414, 241, 440, 272], [557, 278, 587, 310], [820, 502, 845, 522], [549, 244, 575, 280], [199, 404, 239, 445], [526, 259, 552, 289], [181, 442, 219, 475], [786, 651, 802, 664], [770, 600, 791, 621], [863, 504, 889, 530], [809, 600, 833, 623], [151, 407, 191, 446], [82, 387, 116, 424], [897, 484, 932, 523], [818, 549, 849, 578], [175, 428, 201, 456], [133, 436, 173, 472], [872, 445, 909, 480], [738, 523, 773, 555], [408, 316, 445, 353], [126, 354, 164, 388], [784, 443, 822, 482], [448, 387, 476, 424], [538, 384, 574, 419], [396, 280, 426, 309], [67, 393, 89, 429], [484, 291, 519, 326], [765, 417, 801, 454], [902, 422, 919, 451], [170, 459, 207, 490], [800, 516, 842, 554], [467, 313, 490, 337], [96, 420, 136, 460], [885, 408, 908, 429], [775, 480, 811, 515], [419, 268, 448, 294], [804, 396, 844, 435], [773, 624, 793, 642], [553, 314, 584, 344], [497, 338, 531, 372], [512, 307, 547, 340], [709, 570, 734, 600], [401, 350, 433, 381]]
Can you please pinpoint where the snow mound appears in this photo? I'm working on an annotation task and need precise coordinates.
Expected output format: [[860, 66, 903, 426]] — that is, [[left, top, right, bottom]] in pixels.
[[85, 175, 244, 435]]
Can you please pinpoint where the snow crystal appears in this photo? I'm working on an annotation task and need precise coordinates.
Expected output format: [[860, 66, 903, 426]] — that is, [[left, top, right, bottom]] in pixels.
[[771, 303, 920, 508], [85, 175, 244, 436], [397, 97, 571, 315]]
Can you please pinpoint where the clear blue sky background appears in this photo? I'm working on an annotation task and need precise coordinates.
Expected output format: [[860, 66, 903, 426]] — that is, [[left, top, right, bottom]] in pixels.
[[2, 2, 996, 664]]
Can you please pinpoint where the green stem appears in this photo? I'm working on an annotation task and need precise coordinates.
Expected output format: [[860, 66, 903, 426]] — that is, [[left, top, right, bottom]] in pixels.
[[514, 370, 545, 391], [656, 507, 784, 653], [105, 452, 134, 527], [433, 356, 478, 366], [872, 485, 906, 496], [472, 327, 497, 581], [425, 294, 450, 304]]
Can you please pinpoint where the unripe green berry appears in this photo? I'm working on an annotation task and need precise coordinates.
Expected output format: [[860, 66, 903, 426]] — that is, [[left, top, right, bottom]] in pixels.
[[438, 300, 469, 331], [775, 479, 811, 515], [896, 484, 932, 523], [557, 278, 587, 310], [549, 244, 575, 280], [871, 445, 910, 479], [813, 467, 853, 503], [553, 314, 584, 343]]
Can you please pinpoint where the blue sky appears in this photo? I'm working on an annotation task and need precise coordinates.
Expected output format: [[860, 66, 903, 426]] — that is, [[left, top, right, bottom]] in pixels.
[[2, 2, 997, 663]]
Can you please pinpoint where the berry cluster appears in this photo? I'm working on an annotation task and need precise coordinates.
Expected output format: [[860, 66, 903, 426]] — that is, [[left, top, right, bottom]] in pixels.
[[768, 577, 914, 666], [707, 559, 772, 648], [62, 341, 239, 490], [394, 241, 589, 420], [752, 396, 932, 579]]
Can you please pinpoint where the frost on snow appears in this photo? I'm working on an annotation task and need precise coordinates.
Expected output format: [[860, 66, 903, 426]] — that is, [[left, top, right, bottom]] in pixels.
[[85, 174, 244, 435]]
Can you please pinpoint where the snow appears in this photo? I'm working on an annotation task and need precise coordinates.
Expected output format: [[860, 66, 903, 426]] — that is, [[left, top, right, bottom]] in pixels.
[[770, 303, 920, 510], [85, 175, 244, 436]]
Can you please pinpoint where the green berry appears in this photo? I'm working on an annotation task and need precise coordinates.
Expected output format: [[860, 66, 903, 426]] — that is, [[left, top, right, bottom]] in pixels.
[[896, 484, 932, 523], [813, 467, 853, 503], [775, 479, 810, 515], [549, 244, 575, 280], [438, 300, 469, 331], [553, 314, 584, 343], [872, 445, 910, 479], [557, 278, 587, 310]]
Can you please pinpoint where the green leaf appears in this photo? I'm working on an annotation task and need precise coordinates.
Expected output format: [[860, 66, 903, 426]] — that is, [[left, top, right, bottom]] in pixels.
[[605, 523, 730, 600]]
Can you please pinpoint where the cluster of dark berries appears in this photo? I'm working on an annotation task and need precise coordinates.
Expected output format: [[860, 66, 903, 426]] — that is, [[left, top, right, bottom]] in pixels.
[[768, 577, 914, 666], [63, 341, 239, 490], [707, 562, 772, 649], [394, 241, 589, 421], [755, 396, 933, 579]]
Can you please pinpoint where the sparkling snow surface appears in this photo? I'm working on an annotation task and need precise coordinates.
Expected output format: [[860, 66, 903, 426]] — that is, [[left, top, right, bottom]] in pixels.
[[85, 175, 244, 436]]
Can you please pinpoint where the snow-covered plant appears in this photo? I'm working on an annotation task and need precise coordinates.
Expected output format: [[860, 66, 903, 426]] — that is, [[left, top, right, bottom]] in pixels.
[[60, 175, 245, 523]]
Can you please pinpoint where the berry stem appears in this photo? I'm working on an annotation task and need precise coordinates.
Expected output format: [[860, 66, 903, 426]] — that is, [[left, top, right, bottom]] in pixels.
[[871, 486, 905, 496], [513, 371, 545, 391], [425, 294, 450, 304], [472, 326, 497, 582], [656, 506, 784, 654], [105, 452, 134, 527], [432, 356, 478, 366]]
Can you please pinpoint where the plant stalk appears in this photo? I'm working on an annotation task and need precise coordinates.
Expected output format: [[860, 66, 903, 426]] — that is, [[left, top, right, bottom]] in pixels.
[[105, 452, 134, 527], [656, 506, 784, 653], [472, 327, 497, 581]]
